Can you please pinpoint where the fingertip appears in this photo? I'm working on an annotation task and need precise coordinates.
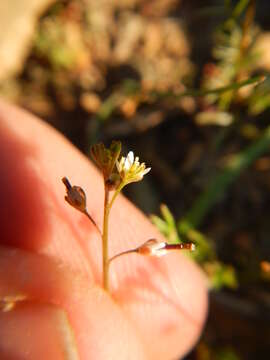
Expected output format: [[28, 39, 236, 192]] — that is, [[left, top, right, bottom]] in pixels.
[[112, 252, 208, 359]]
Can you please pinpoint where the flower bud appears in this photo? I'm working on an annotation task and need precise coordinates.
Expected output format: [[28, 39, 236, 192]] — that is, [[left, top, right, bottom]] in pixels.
[[62, 177, 87, 213], [137, 239, 196, 257], [90, 141, 121, 181]]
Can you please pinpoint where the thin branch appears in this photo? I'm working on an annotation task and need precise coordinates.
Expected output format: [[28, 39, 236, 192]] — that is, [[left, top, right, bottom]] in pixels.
[[83, 210, 102, 236], [109, 249, 138, 264]]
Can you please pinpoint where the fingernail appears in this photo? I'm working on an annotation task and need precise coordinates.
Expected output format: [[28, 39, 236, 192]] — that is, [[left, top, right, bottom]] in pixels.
[[0, 302, 79, 360]]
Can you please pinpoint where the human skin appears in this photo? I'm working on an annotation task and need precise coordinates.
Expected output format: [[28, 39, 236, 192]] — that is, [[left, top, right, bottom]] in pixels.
[[0, 99, 208, 360]]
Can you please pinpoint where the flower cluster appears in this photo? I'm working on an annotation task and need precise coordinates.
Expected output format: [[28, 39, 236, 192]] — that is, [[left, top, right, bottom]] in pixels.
[[90, 141, 151, 189], [116, 151, 151, 185]]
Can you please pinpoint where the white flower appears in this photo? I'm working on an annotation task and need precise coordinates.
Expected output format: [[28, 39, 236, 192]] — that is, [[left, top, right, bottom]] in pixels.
[[116, 151, 151, 184]]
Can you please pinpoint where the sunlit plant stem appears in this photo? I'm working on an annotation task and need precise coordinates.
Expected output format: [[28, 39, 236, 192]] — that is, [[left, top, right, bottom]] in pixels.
[[102, 186, 110, 290], [63, 142, 194, 293], [102, 183, 124, 290]]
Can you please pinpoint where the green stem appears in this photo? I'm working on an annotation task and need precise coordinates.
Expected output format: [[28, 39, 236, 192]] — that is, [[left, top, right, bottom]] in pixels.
[[102, 185, 110, 291], [84, 210, 102, 236], [108, 183, 125, 212], [152, 76, 262, 100], [109, 248, 138, 264], [231, 0, 250, 20], [102, 182, 125, 291]]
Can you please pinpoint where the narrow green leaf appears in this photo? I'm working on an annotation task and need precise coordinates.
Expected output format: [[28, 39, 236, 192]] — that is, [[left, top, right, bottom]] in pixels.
[[179, 124, 270, 230]]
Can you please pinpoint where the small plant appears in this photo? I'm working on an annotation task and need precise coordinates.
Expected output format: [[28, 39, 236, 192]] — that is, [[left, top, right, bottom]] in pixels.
[[62, 141, 195, 291]]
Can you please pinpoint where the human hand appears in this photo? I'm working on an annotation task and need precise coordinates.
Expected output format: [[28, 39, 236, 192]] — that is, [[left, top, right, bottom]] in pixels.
[[0, 100, 207, 359]]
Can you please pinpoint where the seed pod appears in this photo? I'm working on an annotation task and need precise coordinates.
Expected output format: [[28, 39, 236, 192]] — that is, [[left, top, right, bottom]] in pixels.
[[62, 177, 86, 213]]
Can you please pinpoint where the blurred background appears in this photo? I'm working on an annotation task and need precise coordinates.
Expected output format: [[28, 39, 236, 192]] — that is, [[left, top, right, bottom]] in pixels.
[[1, 0, 270, 359]]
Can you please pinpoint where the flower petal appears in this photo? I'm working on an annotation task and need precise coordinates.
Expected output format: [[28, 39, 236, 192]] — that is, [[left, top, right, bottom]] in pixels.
[[142, 167, 151, 176], [125, 151, 134, 170]]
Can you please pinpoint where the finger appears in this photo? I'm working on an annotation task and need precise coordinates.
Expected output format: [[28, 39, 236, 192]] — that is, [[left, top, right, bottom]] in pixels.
[[0, 246, 147, 360], [110, 252, 208, 359], [0, 302, 79, 360], [0, 99, 208, 359], [0, 101, 102, 278]]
